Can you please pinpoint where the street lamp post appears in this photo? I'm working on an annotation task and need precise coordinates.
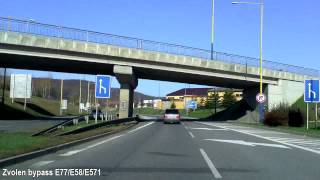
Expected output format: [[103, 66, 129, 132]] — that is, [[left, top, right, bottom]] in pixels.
[[211, 0, 215, 60], [232, 0, 264, 94], [232, 0, 264, 122]]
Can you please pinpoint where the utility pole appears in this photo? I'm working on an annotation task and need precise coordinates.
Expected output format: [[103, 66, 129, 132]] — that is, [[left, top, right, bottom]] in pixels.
[[1, 68, 6, 106], [214, 88, 217, 114], [79, 79, 82, 114], [60, 79, 64, 116], [87, 80, 90, 113]]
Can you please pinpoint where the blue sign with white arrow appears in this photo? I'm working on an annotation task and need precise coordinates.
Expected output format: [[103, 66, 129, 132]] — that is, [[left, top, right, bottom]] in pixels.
[[187, 100, 197, 110], [95, 75, 111, 98], [304, 80, 320, 103]]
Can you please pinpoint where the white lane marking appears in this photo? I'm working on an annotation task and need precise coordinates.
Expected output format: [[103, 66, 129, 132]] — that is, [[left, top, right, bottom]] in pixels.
[[59, 135, 123, 156], [128, 122, 154, 134], [204, 139, 290, 149], [31, 160, 55, 168], [244, 131, 287, 135], [60, 122, 154, 157], [188, 131, 195, 138], [199, 148, 222, 179], [191, 127, 228, 131], [198, 122, 320, 155]]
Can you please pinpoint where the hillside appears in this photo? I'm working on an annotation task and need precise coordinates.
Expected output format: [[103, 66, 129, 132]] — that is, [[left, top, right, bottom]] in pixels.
[[2, 77, 157, 106]]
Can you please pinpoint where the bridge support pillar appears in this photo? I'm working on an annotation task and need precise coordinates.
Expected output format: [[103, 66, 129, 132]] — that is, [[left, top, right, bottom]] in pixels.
[[242, 80, 304, 123], [114, 65, 138, 119]]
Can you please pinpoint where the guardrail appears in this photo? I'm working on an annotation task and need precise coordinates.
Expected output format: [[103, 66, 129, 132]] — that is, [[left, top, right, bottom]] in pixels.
[[59, 117, 137, 136], [0, 17, 319, 77]]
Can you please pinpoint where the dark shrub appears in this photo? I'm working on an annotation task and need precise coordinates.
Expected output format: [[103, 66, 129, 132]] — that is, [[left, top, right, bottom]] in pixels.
[[288, 109, 304, 127], [264, 111, 288, 127]]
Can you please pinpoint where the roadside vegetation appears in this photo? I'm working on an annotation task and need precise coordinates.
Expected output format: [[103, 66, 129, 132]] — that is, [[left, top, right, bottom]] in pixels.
[[235, 96, 320, 138], [0, 120, 135, 159]]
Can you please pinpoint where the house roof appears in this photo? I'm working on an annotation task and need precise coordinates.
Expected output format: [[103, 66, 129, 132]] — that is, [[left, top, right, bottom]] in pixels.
[[166, 88, 243, 97], [166, 88, 212, 97]]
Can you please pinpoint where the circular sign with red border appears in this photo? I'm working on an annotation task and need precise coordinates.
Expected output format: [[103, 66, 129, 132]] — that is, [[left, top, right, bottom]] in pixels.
[[256, 93, 266, 104]]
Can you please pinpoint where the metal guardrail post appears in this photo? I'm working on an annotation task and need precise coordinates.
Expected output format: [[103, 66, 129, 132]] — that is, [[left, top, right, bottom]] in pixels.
[[86, 31, 89, 42], [7, 17, 11, 31]]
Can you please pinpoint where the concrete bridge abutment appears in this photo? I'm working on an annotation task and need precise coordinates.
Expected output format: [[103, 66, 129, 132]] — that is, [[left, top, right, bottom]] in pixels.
[[242, 79, 304, 123], [114, 65, 138, 119]]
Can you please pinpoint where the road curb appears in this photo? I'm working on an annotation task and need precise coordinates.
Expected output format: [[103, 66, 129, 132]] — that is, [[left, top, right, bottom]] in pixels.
[[0, 122, 138, 168]]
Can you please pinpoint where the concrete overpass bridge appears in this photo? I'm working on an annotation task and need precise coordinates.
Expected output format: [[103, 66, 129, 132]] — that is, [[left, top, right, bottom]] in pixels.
[[0, 17, 318, 119]]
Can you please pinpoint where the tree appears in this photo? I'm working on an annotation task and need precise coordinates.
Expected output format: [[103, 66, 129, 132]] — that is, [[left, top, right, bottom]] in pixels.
[[170, 101, 176, 109], [199, 97, 206, 108], [222, 90, 237, 108], [206, 91, 220, 110]]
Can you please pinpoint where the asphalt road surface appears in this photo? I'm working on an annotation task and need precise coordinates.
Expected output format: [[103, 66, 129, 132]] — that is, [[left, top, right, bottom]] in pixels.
[[0, 120, 65, 133], [2, 121, 320, 180]]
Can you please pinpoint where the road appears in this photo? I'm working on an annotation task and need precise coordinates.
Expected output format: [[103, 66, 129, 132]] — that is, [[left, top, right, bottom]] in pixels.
[[2, 121, 320, 180], [0, 120, 65, 133]]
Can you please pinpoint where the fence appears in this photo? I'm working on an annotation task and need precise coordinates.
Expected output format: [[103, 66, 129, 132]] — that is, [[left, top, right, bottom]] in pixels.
[[0, 17, 318, 77]]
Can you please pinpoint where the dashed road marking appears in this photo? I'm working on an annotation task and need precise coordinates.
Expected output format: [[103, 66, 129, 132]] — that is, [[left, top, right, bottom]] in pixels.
[[200, 148, 222, 179], [188, 131, 195, 138], [31, 160, 55, 168]]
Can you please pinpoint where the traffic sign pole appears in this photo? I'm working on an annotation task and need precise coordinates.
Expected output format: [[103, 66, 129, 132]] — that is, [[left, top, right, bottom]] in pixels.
[[307, 103, 309, 130], [316, 103, 318, 129], [95, 82, 97, 124]]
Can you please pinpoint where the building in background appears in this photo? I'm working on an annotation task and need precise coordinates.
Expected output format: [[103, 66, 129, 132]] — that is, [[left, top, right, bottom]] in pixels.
[[164, 88, 243, 109], [207, 88, 243, 101], [166, 88, 211, 109]]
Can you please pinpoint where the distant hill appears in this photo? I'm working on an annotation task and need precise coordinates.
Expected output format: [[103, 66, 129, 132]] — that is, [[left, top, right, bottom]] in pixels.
[[30, 78, 158, 106]]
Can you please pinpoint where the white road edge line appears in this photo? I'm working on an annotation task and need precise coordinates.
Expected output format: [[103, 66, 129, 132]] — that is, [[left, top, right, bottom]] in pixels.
[[188, 131, 195, 138], [60, 122, 155, 157], [198, 122, 320, 155], [199, 148, 222, 179], [31, 160, 55, 168], [128, 122, 154, 134]]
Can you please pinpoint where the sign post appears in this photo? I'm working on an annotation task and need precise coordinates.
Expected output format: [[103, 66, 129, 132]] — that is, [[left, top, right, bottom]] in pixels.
[[95, 75, 111, 123], [10, 74, 32, 110], [315, 103, 318, 129], [304, 80, 320, 130], [256, 93, 266, 123]]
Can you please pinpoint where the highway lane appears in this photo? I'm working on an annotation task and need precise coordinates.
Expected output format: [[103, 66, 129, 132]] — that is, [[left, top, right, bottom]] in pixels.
[[2, 121, 320, 180]]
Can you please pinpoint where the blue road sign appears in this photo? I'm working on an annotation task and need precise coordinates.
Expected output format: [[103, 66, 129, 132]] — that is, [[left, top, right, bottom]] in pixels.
[[95, 75, 111, 98], [304, 80, 320, 103], [187, 100, 197, 110]]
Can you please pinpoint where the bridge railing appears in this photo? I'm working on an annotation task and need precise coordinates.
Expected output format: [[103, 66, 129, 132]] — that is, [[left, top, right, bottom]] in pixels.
[[0, 17, 319, 77]]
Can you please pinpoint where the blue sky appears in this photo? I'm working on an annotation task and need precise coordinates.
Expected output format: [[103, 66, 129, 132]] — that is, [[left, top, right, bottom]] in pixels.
[[1, 0, 319, 96]]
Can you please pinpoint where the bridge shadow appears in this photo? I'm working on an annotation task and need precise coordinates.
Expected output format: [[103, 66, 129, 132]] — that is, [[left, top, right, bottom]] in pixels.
[[16, 101, 55, 116], [0, 104, 36, 120]]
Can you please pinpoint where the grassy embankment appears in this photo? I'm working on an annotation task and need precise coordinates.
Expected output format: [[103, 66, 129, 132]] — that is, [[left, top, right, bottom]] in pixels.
[[0, 120, 134, 159], [237, 96, 320, 137], [1, 90, 81, 119]]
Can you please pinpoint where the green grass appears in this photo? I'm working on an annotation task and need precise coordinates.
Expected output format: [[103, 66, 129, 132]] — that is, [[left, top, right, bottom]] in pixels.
[[292, 95, 319, 122], [0, 133, 53, 158], [0, 123, 135, 159], [2, 90, 81, 118], [181, 108, 224, 119], [134, 108, 164, 116], [55, 120, 97, 134], [134, 107, 224, 119]]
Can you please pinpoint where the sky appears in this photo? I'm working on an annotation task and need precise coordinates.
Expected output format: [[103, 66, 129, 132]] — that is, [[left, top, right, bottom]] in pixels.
[[1, 0, 319, 96]]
